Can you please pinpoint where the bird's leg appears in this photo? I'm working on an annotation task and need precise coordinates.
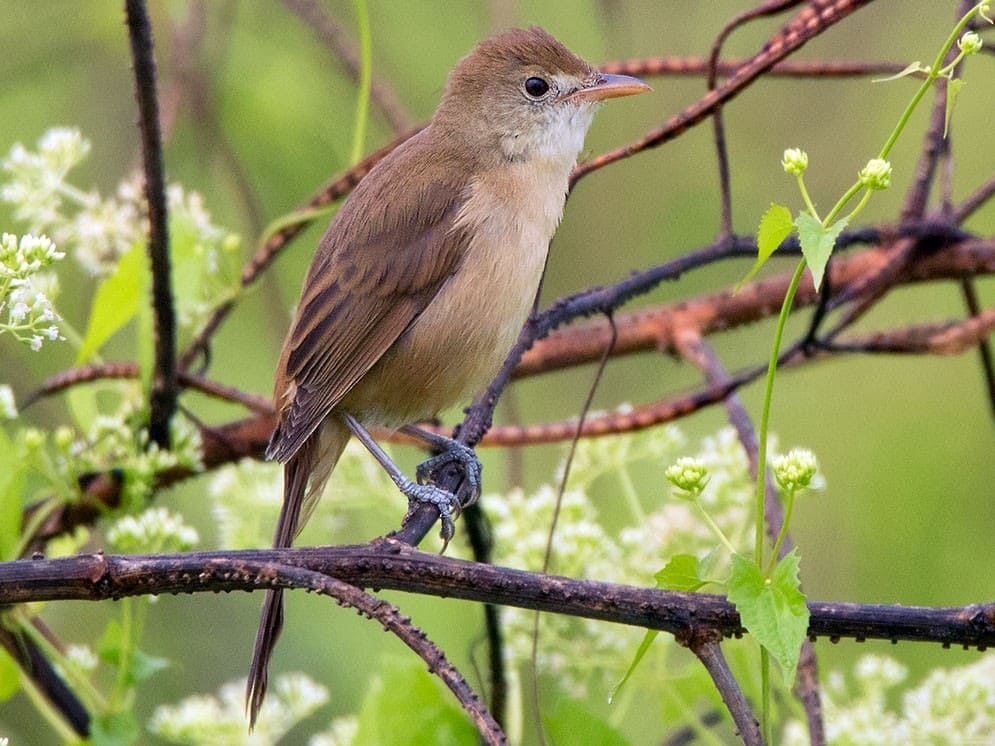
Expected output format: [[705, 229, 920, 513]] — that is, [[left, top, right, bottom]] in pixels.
[[341, 413, 460, 542], [402, 424, 482, 506]]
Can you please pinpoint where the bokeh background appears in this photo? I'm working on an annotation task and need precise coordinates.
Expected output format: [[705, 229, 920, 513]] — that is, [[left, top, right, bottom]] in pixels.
[[1, 1, 993, 743]]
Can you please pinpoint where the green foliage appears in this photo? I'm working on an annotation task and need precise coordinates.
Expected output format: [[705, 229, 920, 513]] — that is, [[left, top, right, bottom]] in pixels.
[[544, 698, 627, 745], [739, 203, 793, 289], [351, 659, 475, 746], [77, 241, 145, 364], [655, 553, 710, 593], [794, 213, 848, 292], [727, 551, 809, 683], [0, 648, 20, 702], [0, 426, 26, 560]]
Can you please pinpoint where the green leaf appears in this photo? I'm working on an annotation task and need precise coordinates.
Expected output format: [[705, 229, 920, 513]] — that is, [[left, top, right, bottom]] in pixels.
[[545, 698, 627, 746], [794, 213, 848, 290], [0, 427, 25, 560], [944, 77, 966, 137], [609, 628, 659, 703], [90, 710, 140, 746], [0, 646, 21, 701], [353, 657, 475, 746], [727, 550, 809, 683], [737, 203, 794, 290], [655, 553, 709, 592], [872, 60, 929, 83], [77, 242, 146, 364], [96, 619, 124, 666], [128, 648, 170, 683], [96, 620, 169, 685]]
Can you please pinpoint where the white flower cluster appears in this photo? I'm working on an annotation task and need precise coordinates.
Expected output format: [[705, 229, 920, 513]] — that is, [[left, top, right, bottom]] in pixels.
[[783, 654, 995, 744], [49, 398, 203, 509], [0, 232, 64, 350], [106, 507, 199, 554], [2, 128, 240, 332], [149, 674, 328, 745], [209, 439, 390, 550], [478, 426, 761, 697], [210, 458, 285, 550]]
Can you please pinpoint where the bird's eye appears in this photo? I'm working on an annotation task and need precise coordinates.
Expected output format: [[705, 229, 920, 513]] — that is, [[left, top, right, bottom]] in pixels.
[[524, 76, 550, 98]]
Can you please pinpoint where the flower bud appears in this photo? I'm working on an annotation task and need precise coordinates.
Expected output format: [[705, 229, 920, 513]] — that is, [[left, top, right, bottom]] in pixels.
[[958, 31, 983, 56], [772, 448, 818, 492], [665, 457, 710, 495], [858, 158, 893, 191], [781, 148, 809, 176]]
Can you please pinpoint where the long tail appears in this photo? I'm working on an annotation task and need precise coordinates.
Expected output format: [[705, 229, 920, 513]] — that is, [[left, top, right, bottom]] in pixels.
[[246, 419, 348, 729]]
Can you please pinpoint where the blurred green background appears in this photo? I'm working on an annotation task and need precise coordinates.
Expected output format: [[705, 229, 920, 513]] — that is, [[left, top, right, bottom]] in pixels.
[[1, 1, 993, 743]]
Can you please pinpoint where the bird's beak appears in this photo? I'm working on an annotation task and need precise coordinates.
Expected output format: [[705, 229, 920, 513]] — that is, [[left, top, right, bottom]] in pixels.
[[562, 73, 651, 103]]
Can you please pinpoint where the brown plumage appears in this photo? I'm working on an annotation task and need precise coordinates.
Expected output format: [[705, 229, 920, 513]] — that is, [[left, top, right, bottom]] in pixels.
[[247, 27, 649, 727]]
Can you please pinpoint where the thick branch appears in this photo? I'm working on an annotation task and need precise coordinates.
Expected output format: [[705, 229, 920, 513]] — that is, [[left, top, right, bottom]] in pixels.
[[4, 545, 994, 650]]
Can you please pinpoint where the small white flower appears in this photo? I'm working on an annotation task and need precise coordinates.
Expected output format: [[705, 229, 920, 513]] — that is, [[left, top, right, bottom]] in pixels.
[[9, 301, 29, 322], [106, 507, 199, 554], [65, 644, 99, 672], [29, 335, 43, 351], [0, 385, 17, 419]]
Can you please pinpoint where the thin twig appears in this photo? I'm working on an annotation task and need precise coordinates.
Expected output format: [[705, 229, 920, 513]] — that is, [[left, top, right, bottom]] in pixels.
[[571, 0, 874, 186], [281, 0, 414, 134]]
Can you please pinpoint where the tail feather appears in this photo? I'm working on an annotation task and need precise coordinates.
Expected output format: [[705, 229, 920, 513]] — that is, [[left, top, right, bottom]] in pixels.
[[246, 419, 349, 729]]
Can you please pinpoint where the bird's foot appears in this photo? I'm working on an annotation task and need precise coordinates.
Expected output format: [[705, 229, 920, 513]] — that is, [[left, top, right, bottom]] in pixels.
[[415, 439, 482, 507], [401, 480, 461, 545]]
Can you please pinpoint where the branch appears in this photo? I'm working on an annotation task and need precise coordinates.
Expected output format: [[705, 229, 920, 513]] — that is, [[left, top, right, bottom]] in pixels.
[[281, 0, 414, 134], [570, 0, 874, 185], [125, 0, 177, 448], [250, 561, 505, 744], [684, 632, 762, 745], [4, 544, 994, 650]]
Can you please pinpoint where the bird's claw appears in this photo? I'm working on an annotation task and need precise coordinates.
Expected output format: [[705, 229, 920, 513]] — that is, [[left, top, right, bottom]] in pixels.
[[415, 441, 482, 507], [404, 481, 459, 545]]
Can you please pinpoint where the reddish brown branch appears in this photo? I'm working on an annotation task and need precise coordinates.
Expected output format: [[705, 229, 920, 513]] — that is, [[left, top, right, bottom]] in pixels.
[[571, 0, 874, 186], [600, 57, 906, 79]]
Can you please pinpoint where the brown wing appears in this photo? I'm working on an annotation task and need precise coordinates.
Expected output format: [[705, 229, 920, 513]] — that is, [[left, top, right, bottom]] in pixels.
[[267, 132, 471, 463]]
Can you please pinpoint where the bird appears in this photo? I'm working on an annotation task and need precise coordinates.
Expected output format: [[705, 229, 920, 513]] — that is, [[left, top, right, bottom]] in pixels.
[[246, 26, 649, 727]]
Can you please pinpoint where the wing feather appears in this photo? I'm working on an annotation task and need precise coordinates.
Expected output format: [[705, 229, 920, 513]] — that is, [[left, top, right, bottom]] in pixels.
[[267, 131, 472, 462]]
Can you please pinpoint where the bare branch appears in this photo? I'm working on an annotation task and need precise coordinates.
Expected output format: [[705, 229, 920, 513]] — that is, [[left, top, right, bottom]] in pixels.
[[4, 545, 994, 650], [685, 633, 762, 745], [125, 0, 176, 448]]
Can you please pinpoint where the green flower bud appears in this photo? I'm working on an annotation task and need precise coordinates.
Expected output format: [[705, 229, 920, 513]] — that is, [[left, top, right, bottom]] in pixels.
[[772, 448, 818, 492], [21, 427, 46, 451], [858, 158, 893, 191], [665, 456, 710, 496], [958, 31, 983, 56], [781, 148, 809, 176]]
